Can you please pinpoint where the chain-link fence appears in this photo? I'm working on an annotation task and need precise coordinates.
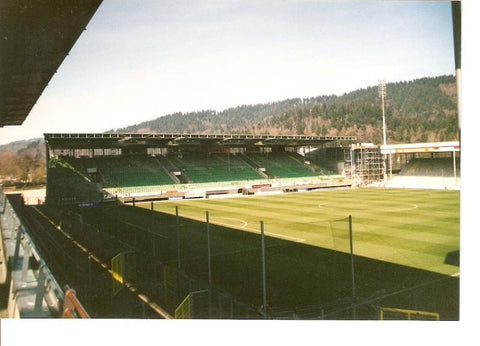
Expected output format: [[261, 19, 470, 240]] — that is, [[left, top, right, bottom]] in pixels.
[[41, 202, 458, 320]]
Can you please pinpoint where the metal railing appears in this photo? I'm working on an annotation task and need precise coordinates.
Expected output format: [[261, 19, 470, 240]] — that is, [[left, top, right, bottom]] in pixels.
[[0, 189, 87, 318], [62, 286, 90, 318]]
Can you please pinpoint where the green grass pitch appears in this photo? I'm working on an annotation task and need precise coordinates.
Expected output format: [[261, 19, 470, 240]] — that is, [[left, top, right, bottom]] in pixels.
[[149, 188, 459, 276], [137, 187, 459, 319]]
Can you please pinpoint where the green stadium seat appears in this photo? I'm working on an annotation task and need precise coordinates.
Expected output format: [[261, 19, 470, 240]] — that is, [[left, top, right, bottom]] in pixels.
[[246, 152, 318, 179], [167, 153, 263, 184]]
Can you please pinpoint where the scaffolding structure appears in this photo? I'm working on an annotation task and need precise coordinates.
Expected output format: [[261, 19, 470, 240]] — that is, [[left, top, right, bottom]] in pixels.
[[344, 144, 384, 184]]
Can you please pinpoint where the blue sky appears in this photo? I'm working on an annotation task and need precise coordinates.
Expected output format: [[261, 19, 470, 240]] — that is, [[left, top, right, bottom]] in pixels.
[[0, 0, 457, 144]]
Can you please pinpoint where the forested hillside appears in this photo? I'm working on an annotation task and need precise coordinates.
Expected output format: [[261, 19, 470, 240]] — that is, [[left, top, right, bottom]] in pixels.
[[115, 75, 458, 143], [0, 75, 458, 186], [0, 139, 46, 185]]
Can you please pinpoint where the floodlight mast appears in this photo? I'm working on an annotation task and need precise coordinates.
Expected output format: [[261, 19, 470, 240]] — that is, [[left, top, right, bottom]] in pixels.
[[378, 80, 387, 146], [378, 80, 389, 181]]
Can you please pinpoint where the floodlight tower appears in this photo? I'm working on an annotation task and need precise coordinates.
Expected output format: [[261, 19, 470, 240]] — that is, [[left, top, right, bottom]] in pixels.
[[378, 80, 389, 181], [378, 80, 387, 146]]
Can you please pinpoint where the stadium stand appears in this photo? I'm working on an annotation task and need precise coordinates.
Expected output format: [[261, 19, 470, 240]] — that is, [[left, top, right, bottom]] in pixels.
[[245, 152, 318, 179], [380, 142, 460, 190], [154, 155, 184, 183], [47, 157, 102, 204], [45, 150, 347, 203], [79, 156, 174, 188], [385, 157, 460, 190], [167, 153, 263, 183], [43, 133, 355, 204], [399, 158, 460, 177]]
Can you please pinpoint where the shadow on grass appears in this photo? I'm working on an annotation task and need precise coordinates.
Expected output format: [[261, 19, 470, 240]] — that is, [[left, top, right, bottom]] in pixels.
[[444, 250, 460, 267], [41, 203, 459, 320]]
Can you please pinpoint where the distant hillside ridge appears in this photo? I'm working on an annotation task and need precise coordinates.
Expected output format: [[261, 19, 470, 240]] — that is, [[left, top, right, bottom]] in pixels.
[[114, 75, 458, 144], [0, 75, 457, 186]]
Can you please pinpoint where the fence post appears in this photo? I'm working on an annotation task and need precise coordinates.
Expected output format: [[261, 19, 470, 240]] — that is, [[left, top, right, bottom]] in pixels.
[[260, 221, 267, 318], [121, 252, 126, 287], [206, 211, 212, 318], [21, 243, 31, 283], [88, 255, 92, 302], [13, 227, 22, 261], [34, 266, 47, 314], [151, 202, 155, 233], [0, 191, 6, 214], [206, 211, 212, 285], [176, 206, 181, 269], [349, 215, 356, 320]]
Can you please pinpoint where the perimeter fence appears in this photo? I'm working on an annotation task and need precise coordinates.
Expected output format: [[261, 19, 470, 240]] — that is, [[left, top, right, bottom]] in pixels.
[[50, 202, 458, 320], [58, 204, 263, 318]]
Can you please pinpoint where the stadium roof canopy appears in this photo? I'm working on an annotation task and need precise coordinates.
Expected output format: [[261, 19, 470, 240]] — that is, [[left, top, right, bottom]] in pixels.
[[0, 0, 102, 127], [381, 141, 459, 155], [44, 133, 357, 149]]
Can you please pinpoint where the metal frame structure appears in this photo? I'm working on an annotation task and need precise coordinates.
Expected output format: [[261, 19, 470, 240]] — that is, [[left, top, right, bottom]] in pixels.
[[381, 141, 460, 180], [44, 132, 356, 150], [0, 189, 66, 317], [345, 141, 460, 185], [344, 144, 383, 184]]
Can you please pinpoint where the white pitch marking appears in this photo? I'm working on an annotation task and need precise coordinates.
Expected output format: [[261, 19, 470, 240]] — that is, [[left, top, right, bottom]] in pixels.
[[216, 217, 248, 229], [318, 201, 418, 212], [212, 216, 305, 243], [403, 203, 418, 211], [451, 272, 460, 277], [264, 231, 306, 243]]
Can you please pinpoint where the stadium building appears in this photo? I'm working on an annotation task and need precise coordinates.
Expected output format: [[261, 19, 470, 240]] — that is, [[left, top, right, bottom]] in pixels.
[[44, 132, 460, 207], [344, 141, 460, 189], [44, 132, 356, 205]]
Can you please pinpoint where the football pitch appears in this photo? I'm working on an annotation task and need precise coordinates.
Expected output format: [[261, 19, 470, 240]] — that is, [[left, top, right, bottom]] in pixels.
[[136, 187, 459, 319], [149, 188, 459, 276]]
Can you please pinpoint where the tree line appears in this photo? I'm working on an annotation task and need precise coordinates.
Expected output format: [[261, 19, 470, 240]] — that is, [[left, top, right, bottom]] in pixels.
[[0, 75, 458, 186], [0, 140, 46, 186], [114, 75, 458, 143]]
